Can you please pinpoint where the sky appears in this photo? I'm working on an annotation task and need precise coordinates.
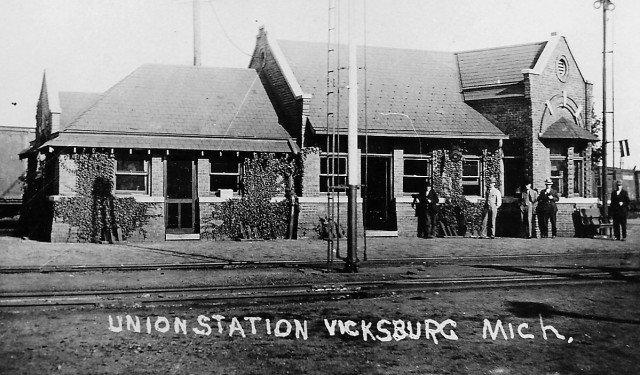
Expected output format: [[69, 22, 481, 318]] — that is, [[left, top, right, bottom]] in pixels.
[[1, 0, 639, 168]]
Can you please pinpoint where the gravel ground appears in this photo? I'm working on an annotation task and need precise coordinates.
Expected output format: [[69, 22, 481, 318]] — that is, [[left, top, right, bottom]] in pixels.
[[1, 283, 639, 374]]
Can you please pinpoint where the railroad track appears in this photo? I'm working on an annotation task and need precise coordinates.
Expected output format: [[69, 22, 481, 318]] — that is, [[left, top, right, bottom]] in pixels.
[[2, 270, 638, 309], [0, 250, 633, 274]]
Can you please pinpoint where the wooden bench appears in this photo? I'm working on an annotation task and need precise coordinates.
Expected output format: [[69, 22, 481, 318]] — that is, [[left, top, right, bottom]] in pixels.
[[580, 208, 613, 239]]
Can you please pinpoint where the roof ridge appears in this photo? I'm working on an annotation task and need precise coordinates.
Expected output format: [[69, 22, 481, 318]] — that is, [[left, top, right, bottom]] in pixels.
[[277, 39, 455, 55], [455, 40, 546, 55]]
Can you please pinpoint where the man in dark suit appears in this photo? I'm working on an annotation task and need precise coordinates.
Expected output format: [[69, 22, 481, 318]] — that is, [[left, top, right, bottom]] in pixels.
[[519, 181, 538, 239], [424, 180, 439, 238], [537, 178, 559, 238], [610, 180, 630, 241], [412, 186, 428, 239], [411, 179, 439, 239]]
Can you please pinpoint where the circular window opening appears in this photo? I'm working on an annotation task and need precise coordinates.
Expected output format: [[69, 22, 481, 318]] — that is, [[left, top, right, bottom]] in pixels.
[[556, 56, 569, 82]]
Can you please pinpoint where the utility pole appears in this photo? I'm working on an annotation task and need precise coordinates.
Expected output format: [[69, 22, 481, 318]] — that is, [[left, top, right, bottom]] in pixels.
[[345, 0, 358, 273], [594, 0, 614, 217], [193, 0, 202, 67]]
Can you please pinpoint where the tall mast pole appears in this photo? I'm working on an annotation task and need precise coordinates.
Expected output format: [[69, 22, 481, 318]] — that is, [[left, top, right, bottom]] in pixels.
[[600, 1, 610, 217], [345, 0, 358, 272]]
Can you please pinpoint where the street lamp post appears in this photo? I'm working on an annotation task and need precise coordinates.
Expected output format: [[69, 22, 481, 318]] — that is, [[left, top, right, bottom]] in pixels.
[[594, 0, 614, 217]]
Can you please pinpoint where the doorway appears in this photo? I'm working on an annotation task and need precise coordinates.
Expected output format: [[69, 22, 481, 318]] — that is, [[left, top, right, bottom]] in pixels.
[[363, 156, 395, 230], [165, 158, 197, 234]]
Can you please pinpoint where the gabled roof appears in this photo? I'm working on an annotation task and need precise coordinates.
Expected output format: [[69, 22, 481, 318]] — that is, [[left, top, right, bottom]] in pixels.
[[456, 41, 547, 89], [43, 64, 297, 153], [277, 40, 506, 139], [540, 117, 598, 141]]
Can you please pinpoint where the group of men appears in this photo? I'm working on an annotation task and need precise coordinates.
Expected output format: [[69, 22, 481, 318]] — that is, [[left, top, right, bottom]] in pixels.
[[412, 177, 630, 241], [516, 178, 560, 239]]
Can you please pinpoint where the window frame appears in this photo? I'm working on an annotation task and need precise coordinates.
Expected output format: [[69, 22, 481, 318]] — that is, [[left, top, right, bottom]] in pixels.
[[114, 155, 149, 194], [209, 154, 242, 194], [402, 155, 432, 195], [320, 152, 347, 193], [550, 157, 567, 197], [462, 157, 482, 197], [573, 157, 584, 196]]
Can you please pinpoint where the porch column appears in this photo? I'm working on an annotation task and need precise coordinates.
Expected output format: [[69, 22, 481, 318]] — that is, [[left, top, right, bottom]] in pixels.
[[151, 156, 164, 197], [567, 146, 575, 197], [393, 149, 404, 198], [197, 157, 210, 197]]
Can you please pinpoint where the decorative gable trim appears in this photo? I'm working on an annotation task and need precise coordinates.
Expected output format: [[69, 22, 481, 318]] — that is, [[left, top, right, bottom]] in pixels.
[[261, 27, 309, 100], [522, 34, 561, 76]]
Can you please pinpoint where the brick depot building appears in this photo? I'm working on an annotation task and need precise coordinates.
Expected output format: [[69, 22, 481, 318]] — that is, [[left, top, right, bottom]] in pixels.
[[20, 29, 599, 241], [250, 29, 598, 237], [20, 66, 297, 241]]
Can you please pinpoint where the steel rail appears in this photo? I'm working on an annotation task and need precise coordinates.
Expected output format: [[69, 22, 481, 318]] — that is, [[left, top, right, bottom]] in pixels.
[[0, 250, 633, 274], [1, 271, 637, 309]]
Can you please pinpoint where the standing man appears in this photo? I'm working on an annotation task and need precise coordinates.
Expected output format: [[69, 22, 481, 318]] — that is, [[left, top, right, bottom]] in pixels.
[[480, 177, 502, 239], [519, 181, 538, 239], [610, 180, 630, 241], [424, 180, 439, 239], [411, 186, 427, 238], [537, 178, 559, 238]]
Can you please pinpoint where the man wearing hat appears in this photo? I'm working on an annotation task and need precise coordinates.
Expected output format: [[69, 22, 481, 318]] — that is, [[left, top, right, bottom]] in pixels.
[[411, 179, 439, 239], [424, 179, 439, 238], [610, 180, 630, 241], [537, 178, 560, 238], [519, 181, 538, 239], [480, 177, 502, 239]]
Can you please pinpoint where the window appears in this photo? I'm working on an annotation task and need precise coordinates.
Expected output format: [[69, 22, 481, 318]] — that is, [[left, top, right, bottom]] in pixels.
[[551, 159, 566, 196], [320, 154, 347, 192], [115, 156, 148, 193], [573, 159, 584, 196], [462, 159, 481, 196], [403, 157, 432, 194], [210, 154, 241, 192]]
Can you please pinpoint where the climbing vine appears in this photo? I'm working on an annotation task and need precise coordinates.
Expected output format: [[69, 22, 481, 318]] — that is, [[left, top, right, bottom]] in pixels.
[[202, 153, 299, 240], [54, 152, 157, 242], [432, 145, 502, 236]]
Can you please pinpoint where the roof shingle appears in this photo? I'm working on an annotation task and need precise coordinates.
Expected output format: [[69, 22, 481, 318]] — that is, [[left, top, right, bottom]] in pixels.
[[277, 40, 505, 139]]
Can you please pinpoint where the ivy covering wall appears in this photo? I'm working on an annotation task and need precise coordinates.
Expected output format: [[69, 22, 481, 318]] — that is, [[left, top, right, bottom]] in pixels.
[[202, 153, 298, 240], [54, 152, 157, 242], [432, 145, 502, 236]]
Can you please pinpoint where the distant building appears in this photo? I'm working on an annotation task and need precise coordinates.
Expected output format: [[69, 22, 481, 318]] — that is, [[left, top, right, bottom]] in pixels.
[[593, 167, 639, 208]]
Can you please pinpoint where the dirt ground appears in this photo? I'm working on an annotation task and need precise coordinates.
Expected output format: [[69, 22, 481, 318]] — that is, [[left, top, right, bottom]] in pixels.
[[1, 282, 639, 375]]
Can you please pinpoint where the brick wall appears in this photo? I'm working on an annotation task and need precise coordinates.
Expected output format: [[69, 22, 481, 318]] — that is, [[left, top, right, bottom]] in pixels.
[[469, 38, 594, 196], [197, 158, 212, 197], [526, 38, 593, 195], [297, 197, 364, 239], [151, 156, 163, 197], [302, 151, 320, 197], [393, 149, 404, 197], [395, 198, 418, 237]]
